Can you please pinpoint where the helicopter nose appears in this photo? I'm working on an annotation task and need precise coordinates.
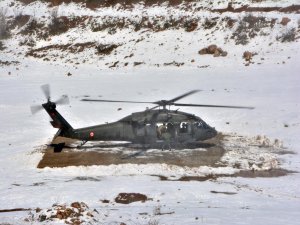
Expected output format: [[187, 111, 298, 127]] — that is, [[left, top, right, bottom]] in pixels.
[[207, 128, 217, 139]]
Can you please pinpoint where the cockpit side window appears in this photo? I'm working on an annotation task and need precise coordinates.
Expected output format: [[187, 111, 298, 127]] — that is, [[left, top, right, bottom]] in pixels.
[[194, 121, 209, 129]]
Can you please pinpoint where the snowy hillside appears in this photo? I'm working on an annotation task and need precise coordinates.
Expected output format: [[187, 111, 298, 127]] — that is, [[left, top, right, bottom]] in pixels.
[[0, 0, 300, 225], [1, 0, 300, 69]]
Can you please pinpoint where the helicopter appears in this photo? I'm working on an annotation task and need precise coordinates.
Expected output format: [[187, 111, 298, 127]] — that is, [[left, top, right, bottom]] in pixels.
[[31, 85, 253, 152]]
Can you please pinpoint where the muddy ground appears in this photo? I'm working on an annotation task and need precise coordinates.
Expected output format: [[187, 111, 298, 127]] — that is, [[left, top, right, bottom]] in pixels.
[[36, 133, 295, 179], [37, 135, 224, 168]]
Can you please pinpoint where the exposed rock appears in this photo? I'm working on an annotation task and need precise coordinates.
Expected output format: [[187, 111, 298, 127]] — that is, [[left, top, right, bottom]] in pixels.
[[71, 202, 81, 209], [207, 44, 218, 54], [115, 193, 147, 204], [96, 44, 119, 55], [199, 45, 227, 57], [280, 17, 291, 26], [198, 48, 208, 55], [27, 202, 96, 224], [213, 49, 221, 57], [221, 51, 228, 57]]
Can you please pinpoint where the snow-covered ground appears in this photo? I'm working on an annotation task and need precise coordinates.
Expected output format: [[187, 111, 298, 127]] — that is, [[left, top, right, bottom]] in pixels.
[[0, 0, 300, 224], [0, 55, 299, 224]]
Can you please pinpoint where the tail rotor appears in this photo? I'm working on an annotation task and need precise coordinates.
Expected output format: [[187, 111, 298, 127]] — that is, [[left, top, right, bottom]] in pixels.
[[30, 84, 69, 115]]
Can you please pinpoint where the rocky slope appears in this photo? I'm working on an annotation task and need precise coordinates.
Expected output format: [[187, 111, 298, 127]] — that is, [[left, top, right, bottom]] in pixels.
[[0, 0, 299, 70]]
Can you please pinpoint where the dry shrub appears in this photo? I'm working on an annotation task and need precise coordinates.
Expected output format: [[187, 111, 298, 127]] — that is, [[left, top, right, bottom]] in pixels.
[[0, 8, 10, 39], [21, 17, 43, 35], [19, 36, 36, 47], [232, 14, 275, 45], [48, 8, 68, 35], [277, 28, 297, 42], [0, 41, 5, 50], [184, 19, 198, 32], [203, 17, 217, 29]]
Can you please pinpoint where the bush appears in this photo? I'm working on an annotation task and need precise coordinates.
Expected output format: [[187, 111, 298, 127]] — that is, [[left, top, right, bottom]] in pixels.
[[24, 17, 39, 34], [48, 7, 68, 35], [203, 18, 217, 29], [0, 8, 10, 39], [19, 36, 36, 47], [0, 41, 5, 50], [277, 28, 296, 42], [232, 14, 273, 45], [184, 19, 198, 32]]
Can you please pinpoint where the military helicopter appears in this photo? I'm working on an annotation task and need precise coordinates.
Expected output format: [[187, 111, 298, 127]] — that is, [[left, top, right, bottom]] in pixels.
[[31, 85, 253, 152]]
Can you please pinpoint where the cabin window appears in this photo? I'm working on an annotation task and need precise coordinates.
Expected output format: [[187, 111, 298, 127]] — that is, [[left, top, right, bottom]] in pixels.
[[156, 122, 175, 139], [179, 122, 190, 133]]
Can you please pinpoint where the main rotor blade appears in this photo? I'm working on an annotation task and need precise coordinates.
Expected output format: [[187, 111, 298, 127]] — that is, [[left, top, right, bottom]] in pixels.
[[174, 103, 254, 109], [55, 95, 69, 105], [30, 105, 43, 114], [168, 90, 200, 103], [81, 99, 154, 104], [41, 84, 50, 100], [148, 105, 160, 110]]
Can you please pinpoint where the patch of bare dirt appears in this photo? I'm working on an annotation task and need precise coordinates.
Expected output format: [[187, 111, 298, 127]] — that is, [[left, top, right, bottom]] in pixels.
[[157, 169, 295, 181], [37, 136, 224, 168], [234, 169, 295, 178], [115, 193, 147, 204], [212, 3, 300, 14]]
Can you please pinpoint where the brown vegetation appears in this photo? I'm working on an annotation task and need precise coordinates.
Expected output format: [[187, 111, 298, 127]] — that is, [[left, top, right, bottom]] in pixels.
[[231, 15, 276, 45], [243, 51, 253, 61], [0, 9, 10, 39], [277, 28, 297, 42], [0, 60, 20, 66]]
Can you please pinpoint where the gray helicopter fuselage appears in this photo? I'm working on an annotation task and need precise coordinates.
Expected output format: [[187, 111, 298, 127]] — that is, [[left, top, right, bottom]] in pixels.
[[69, 109, 217, 144]]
